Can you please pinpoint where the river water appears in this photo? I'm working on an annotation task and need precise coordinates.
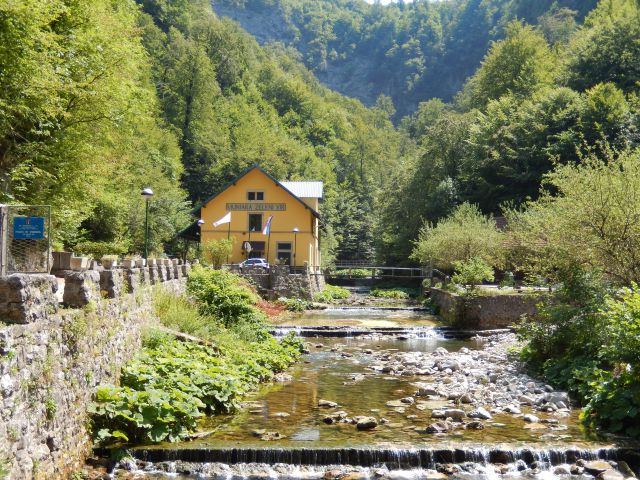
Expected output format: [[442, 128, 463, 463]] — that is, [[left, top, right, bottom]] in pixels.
[[113, 308, 637, 479]]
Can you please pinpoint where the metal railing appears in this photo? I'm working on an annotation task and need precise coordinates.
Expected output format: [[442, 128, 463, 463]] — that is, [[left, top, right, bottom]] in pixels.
[[327, 266, 430, 279]]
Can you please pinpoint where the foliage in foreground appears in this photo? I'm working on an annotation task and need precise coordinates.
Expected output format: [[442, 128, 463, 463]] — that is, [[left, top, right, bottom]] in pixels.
[[90, 333, 302, 444], [186, 266, 265, 328], [518, 271, 640, 437], [90, 268, 304, 445], [313, 284, 351, 303]]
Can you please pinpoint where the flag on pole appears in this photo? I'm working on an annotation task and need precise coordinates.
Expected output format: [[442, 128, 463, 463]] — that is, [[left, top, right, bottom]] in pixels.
[[213, 212, 231, 227], [262, 215, 273, 235]]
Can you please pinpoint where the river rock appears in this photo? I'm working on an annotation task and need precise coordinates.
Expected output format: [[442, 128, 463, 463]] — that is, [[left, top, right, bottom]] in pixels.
[[616, 461, 636, 478], [554, 466, 571, 475], [272, 412, 290, 418], [431, 410, 446, 419], [465, 421, 485, 430], [518, 395, 536, 405], [523, 414, 539, 423], [584, 460, 613, 476], [467, 407, 492, 420], [273, 373, 293, 383], [415, 385, 438, 396], [598, 471, 625, 480], [504, 405, 521, 414], [584, 461, 613, 476], [400, 397, 415, 404], [319, 399, 338, 408], [444, 409, 465, 421], [356, 417, 378, 430], [425, 421, 452, 434], [459, 393, 474, 404]]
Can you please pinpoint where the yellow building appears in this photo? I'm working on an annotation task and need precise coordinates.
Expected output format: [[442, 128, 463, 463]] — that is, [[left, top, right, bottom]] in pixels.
[[198, 165, 322, 268]]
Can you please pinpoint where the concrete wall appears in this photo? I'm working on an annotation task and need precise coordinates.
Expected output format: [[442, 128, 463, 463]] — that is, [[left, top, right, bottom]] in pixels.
[[429, 287, 543, 329], [0, 265, 189, 479]]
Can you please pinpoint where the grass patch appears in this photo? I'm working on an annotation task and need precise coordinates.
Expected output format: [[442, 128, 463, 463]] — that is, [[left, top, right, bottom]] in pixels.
[[313, 284, 351, 303]]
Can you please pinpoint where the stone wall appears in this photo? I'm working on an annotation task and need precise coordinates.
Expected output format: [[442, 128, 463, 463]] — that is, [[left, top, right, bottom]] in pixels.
[[429, 287, 543, 329], [0, 265, 189, 479], [229, 265, 325, 300]]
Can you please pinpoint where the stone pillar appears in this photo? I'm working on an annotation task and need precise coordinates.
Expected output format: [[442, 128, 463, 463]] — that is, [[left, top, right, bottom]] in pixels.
[[148, 265, 160, 284], [181, 263, 191, 277], [63, 271, 100, 308], [161, 264, 169, 282], [173, 263, 182, 280], [165, 264, 174, 281], [125, 268, 140, 294], [0, 274, 58, 324], [99, 269, 123, 299]]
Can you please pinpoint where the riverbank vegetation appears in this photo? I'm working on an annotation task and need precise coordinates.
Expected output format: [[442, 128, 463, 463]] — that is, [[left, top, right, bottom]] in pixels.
[[89, 268, 303, 445], [313, 284, 351, 303], [405, 0, 640, 437]]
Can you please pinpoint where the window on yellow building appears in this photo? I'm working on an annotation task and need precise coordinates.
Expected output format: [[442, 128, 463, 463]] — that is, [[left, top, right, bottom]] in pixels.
[[248, 214, 262, 232], [247, 191, 264, 201]]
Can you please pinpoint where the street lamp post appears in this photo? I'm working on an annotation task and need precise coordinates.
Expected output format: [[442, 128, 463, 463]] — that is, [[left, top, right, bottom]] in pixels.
[[293, 227, 299, 268], [141, 188, 154, 260]]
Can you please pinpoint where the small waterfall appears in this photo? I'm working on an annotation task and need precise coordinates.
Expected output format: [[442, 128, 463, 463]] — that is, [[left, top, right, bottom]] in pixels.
[[131, 446, 636, 470], [270, 326, 445, 338]]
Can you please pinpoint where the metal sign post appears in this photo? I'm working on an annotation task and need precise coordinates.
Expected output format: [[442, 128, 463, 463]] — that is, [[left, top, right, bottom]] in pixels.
[[5, 205, 51, 274], [0, 205, 7, 277]]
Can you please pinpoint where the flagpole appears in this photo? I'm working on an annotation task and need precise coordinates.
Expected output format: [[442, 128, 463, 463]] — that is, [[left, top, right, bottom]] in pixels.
[[267, 230, 271, 264]]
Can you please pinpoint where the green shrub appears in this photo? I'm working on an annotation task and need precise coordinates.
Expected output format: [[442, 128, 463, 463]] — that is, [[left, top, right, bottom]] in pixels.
[[369, 288, 410, 299], [277, 297, 311, 312], [332, 268, 372, 278], [90, 332, 302, 445], [186, 266, 265, 328], [201, 238, 234, 268], [313, 284, 351, 303], [518, 272, 640, 438], [452, 257, 494, 289]]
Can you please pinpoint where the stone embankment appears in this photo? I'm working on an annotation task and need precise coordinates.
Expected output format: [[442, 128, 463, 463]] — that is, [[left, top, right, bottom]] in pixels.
[[0, 263, 190, 479]]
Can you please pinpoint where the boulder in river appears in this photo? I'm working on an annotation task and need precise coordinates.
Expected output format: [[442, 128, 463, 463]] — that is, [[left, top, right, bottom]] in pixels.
[[584, 461, 614, 476], [425, 421, 453, 434], [444, 409, 465, 421], [319, 399, 338, 408], [467, 407, 492, 420], [356, 417, 378, 430]]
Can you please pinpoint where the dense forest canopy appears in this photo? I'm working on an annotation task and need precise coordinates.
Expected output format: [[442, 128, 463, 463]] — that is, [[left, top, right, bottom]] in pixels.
[[212, 0, 599, 118], [1, 0, 638, 268]]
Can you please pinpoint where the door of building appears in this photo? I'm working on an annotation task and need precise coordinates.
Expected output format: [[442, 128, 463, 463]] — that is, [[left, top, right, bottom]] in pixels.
[[276, 242, 292, 265]]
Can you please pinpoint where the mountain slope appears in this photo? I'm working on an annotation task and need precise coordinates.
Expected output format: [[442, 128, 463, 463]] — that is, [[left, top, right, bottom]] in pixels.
[[211, 0, 598, 118]]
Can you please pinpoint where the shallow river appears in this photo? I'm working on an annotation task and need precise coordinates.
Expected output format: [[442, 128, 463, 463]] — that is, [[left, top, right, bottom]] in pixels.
[[116, 308, 635, 479]]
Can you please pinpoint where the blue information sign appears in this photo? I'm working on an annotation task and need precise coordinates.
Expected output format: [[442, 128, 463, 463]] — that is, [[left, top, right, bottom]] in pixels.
[[13, 217, 45, 240]]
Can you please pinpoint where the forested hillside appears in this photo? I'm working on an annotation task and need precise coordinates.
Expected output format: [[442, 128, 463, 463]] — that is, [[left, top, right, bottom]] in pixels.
[[212, 0, 598, 118], [0, 0, 407, 263], [377, 0, 640, 264]]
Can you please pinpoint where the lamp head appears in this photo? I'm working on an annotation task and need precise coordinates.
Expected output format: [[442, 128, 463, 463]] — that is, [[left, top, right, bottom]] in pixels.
[[141, 187, 154, 198], [293, 227, 300, 233], [197, 219, 205, 226]]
